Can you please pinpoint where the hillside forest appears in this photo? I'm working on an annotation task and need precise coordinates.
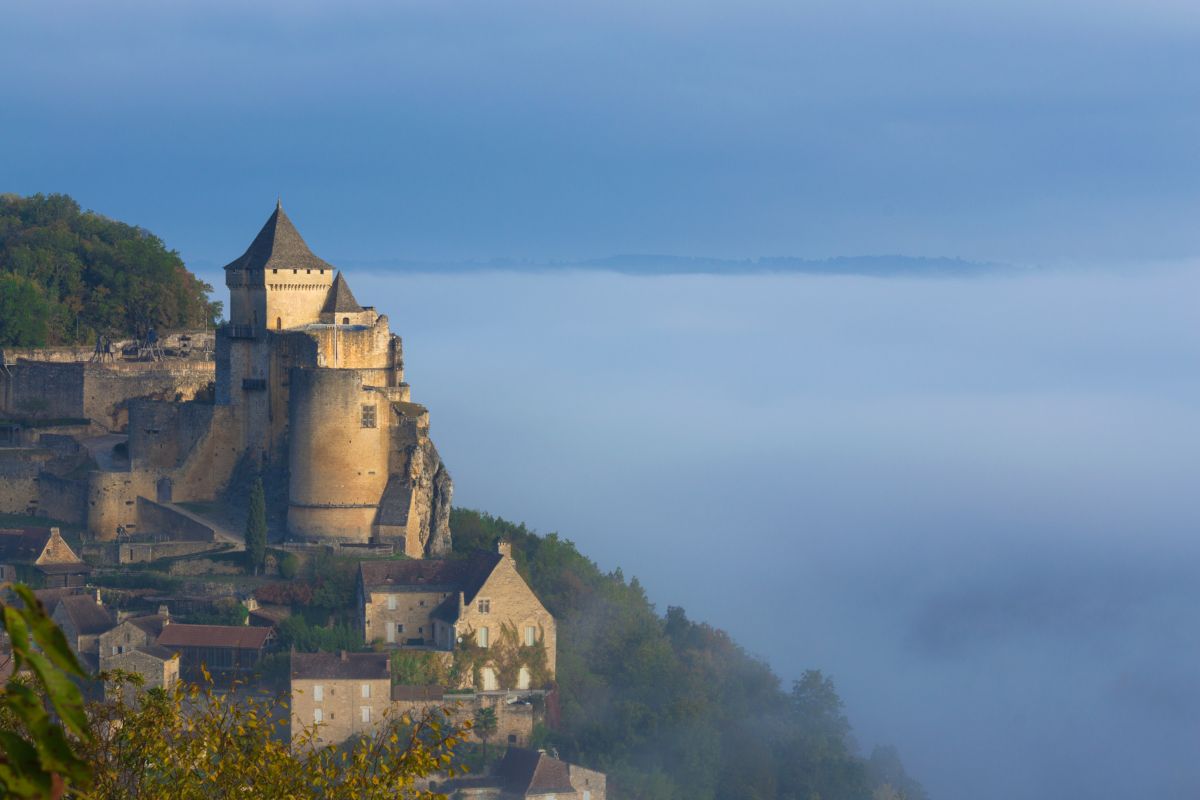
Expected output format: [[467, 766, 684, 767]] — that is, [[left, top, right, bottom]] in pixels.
[[0, 193, 220, 347], [450, 510, 927, 800]]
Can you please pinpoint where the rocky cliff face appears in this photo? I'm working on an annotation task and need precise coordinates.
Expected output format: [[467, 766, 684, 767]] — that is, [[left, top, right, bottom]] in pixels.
[[405, 436, 453, 557]]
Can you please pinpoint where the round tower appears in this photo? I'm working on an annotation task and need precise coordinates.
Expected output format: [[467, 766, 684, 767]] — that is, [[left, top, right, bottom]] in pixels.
[[287, 368, 390, 543]]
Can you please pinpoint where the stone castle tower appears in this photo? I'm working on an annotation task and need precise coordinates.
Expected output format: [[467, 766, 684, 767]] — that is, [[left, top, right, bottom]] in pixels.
[[216, 202, 452, 556]]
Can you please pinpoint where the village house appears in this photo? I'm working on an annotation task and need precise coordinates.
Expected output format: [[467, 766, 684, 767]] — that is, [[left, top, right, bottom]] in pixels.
[[155, 623, 273, 681], [51, 592, 115, 671], [99, 607, 170, 669], [103, 645, 180, 705], [0, 527, 91, 588], [357, 541, 556, 691], [289, 650, 392, 748], [440, 747, 606, 800]]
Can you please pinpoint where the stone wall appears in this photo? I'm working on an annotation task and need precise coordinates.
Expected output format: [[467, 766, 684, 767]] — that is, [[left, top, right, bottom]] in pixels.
[[135, 498, 215, 541], [290, 675, 392, 748], [36, 473, 88, 525], [0, 449, 45, 516], [363, 589, 451, 646], [390, 690, 536, 748]]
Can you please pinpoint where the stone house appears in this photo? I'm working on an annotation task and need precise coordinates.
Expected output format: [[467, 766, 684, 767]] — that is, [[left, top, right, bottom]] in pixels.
[[289, 651, 392, 748], [357, 541, 556, 690], [99, 608, 169, 669], [441, 747, 606, 800], [103, 645, 180, 705], [51, 592, 115, 671], [0, 527, 91, 588], [392, 686, 537, 749], [155, 623, 273, 681]]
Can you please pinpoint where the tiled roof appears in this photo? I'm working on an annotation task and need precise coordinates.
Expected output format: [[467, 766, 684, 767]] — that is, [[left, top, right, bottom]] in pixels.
[[56, 596, 115, 635], [321, 272, 363, 313], [291, 651, 389, 681], [358, 553, 501, 602], [494, 747, 576, 796], [157, 623, 272, 650], [222, 202, 334, 274], [135, 644, 177, 661], [128, 614, 168, 638], [0, 529, 52, 562]]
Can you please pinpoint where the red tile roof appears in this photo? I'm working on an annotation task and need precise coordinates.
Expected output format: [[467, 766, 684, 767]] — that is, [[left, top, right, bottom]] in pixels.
[[157, 623, 272, 650]]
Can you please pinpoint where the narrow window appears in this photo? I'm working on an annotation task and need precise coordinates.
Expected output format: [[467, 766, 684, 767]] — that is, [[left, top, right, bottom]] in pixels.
[[525, 626, 536, 647], [361, 706, 371, 723], [386, 622, 396, 643], [313, 685, 323, 702], [313, 708, 323, 724], [361, 683, 370, 699], [361, 405, 377, 428], [342, 316, 350, 325], [276, 317, 282, 330], [478, 627, 489, 648], [387, 595, 396, 610], [478, 599, 491, 614]]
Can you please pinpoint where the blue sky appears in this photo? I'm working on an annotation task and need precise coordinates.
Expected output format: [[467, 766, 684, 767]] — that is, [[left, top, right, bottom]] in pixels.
[[3, 0, 1199, 267]]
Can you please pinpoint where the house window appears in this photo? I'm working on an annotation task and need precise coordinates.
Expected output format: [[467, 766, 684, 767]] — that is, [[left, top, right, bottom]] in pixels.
[[342, 317, 350, 325], [361, 405, 376, 428], [387, 595, 396, 610], [478, 627, 489, 648], [525, 626, 536, 647], [313, 708, 323, 724], [361, 684, 370, 699], [361, 706, 371, 723], [508, 734, 517, 743], [477, 599, 490, 614], [276, 317, 282, 330], [313, 685, 323, 702], [386, 622, 396, 643], [418, 600, 426, 607]]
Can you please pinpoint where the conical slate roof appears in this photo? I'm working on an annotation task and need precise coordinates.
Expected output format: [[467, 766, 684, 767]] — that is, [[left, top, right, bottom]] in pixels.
[[222, 201, 334, 273], [322, 272, 363, 313]]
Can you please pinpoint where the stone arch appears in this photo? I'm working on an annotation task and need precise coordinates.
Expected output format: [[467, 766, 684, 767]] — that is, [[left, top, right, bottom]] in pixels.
[[517, 666, 531, 690]]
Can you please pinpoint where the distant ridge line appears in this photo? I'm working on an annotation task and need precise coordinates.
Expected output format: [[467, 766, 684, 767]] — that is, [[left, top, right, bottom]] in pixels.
[[335, 253, 1018, 277]]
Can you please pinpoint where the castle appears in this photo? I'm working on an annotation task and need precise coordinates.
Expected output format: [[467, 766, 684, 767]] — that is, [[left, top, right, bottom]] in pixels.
[[0, 203, 452, 557]]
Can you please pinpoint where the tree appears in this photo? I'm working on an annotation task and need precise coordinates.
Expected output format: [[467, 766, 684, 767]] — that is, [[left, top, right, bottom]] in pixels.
[[245, 477, 267, 575], [0, 274, 51, 347], [81, 674, 471, 800], [0, 584, 93, 798], [473, 705, 498, 764]]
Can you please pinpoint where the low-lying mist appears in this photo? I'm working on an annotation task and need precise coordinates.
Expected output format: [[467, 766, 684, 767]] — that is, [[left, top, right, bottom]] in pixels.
[[328, 265, 1197, 799]]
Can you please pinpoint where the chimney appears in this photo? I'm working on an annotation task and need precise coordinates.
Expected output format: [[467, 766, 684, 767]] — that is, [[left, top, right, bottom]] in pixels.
[[497, 540, 512, 559], [94, 588, 102, 606], [158, 604, 170, 619]]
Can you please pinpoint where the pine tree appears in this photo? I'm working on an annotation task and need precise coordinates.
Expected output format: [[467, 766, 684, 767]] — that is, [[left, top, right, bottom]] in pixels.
[[246, 477, 267, 575]]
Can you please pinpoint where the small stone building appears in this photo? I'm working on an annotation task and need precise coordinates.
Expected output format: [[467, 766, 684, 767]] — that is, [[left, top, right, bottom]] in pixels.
[[289, 651, 392, 748], [0, 528, 91, 588], [155, 623, 273, 681], [357, 541, 556, 690], [51, 592, 115, 671], [103, 645, 180, 705], [99, 609, 169, 669], [441, 747, 606, 800]]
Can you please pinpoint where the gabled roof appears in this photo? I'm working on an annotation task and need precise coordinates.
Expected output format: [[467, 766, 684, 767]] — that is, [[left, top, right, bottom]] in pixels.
[[55, 596, 115, 635], [358, 552, 502, 604], [127, 614, 168, 638], [157, 623, 272, 650], [494, 747, 576, 796], [0, 529, 53, 563], [321, 272, 363, 313], [222, 202, 334, 274], [291, 651, 389, 681]]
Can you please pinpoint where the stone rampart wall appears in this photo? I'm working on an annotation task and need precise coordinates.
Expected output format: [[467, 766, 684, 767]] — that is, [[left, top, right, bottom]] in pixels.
[[37, 473, 88, 524], [135, 498, 215, 541]]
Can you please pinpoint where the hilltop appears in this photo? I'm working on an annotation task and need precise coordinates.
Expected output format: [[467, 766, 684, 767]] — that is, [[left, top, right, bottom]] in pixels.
[[0, 193, 220, 346]]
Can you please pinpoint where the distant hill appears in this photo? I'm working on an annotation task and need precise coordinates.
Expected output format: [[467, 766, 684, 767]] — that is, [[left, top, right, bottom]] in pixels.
[[0, 193, 220, 347], [345, 253, 1011, 277]]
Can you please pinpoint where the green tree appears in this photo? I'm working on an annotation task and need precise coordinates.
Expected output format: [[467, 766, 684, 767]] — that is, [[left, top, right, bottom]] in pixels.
[[473, 705, 498, 764], [0, 584, 93, 798], [0, 274, 51, 346], [245, 477, 267, 575]]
